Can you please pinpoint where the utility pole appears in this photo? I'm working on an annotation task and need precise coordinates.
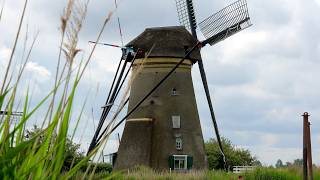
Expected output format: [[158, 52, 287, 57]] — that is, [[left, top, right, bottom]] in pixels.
[[302, 112, 313, 180], [307, 121, 313, 180]]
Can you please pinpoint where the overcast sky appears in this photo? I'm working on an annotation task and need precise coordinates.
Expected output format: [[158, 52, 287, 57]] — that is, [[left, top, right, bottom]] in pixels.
[[1, 0, 320, 166]]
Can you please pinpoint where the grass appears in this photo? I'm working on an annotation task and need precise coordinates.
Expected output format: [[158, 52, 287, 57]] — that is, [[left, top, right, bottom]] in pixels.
[[68, 166, 320, 179], [0, 0, 117, 179], [242, 166, 320, 180]]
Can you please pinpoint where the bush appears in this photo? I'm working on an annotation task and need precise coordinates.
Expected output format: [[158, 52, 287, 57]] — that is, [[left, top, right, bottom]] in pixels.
[[205, 137, 261, 170], [81, 162, 113, 173]]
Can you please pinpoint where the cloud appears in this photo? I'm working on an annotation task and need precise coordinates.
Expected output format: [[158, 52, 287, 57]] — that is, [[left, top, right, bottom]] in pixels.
[[0, 46, 11, 59], [25, 61, 51, 81]]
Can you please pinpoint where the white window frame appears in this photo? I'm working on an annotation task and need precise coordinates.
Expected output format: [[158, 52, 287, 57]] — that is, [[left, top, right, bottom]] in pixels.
[[176, 138, 182, 150], [173, 155, 187, 170]]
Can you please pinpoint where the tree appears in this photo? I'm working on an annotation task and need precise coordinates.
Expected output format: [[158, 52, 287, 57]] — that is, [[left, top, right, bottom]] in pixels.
[[205, 137, 260, 170], [285, 162, 292, 167], [293, 159, 303, 166], [25, 125, 85, 171], [275, 159, 284, 168]]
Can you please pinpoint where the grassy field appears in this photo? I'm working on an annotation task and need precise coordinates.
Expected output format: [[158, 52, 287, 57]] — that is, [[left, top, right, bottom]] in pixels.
[[69, 166, 320, 180]]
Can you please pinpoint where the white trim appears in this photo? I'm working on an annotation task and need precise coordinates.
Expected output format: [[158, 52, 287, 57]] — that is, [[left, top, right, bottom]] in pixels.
[[176, 138, 182, 150], [126, 118, 153, 122], [173, 155, 188, 170]]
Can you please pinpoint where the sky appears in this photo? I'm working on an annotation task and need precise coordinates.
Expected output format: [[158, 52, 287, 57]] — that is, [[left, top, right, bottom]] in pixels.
[[1, 0, 320, 166]]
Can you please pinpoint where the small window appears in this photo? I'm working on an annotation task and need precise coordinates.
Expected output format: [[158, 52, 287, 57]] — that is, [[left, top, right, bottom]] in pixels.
[[172, 116, 180, 129], [169, 155, 192, 170], [173, 155, 187, 170], [176, 138, 182, 150], [171, 88, 179, 96]]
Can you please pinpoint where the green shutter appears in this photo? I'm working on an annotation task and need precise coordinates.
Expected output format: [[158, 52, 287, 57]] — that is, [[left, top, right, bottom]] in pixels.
[[168, 155, 174, 169], [187, 156, 193, 169]]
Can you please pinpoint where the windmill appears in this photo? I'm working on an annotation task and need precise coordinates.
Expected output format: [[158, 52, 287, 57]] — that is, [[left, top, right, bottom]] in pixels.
[[87, 0, 251, 171]]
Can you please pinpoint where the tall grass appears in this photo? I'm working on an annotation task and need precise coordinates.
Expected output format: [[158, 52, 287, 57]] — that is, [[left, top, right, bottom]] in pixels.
[[0, 0, 117, 179], [242, 166, 320, 180], [114, 166, 319, 180]]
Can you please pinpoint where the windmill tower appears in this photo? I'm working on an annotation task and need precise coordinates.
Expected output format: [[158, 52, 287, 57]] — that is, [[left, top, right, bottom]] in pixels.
[[114, 26, 207, 170], [87, 0, 251, 171]]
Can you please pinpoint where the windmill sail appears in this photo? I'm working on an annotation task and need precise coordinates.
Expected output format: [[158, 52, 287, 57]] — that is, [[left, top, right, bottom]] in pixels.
[[175, 0, 197, 35], [200, 0, 252, 46]]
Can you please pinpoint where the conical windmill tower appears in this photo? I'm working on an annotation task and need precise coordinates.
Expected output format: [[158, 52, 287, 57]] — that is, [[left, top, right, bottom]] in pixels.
[[114, 26, 207, 170], [88, 0, 251, 171]]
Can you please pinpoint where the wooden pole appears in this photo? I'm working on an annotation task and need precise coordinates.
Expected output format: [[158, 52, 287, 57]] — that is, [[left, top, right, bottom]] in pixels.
[[302, 112, 308, 180], [307, 120, 313, 180]]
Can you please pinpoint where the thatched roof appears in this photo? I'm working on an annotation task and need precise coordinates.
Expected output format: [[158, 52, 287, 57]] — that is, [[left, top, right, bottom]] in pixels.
[[126, 26, 201, 63]]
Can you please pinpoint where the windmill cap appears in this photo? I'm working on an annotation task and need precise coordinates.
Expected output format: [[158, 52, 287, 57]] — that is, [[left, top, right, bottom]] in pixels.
[[126, 26, 201, 63]]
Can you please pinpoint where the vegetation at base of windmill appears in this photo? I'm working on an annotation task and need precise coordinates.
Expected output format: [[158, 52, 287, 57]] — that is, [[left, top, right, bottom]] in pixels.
[[205, 137, 261, 170], [117, 165, 235, 180], [98, 165, 320, 180]]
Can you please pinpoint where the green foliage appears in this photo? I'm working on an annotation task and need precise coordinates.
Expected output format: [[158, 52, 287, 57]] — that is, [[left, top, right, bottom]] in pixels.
[[0, 78, 85, 179], [81, 162, 113, 174], [0, 0, 102, 179], [276, 158, 304, 168], [41, 164, 320, 179], [293, 159, 303, 166], [276, 159, 284, 168], [243, 167, 301, 180], [25, 125, 85, 171], [112, 166, 320, 180], [205, 137, 260, 170]]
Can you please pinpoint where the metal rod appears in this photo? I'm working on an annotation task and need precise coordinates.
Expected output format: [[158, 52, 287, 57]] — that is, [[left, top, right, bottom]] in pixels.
[[100, 60, 128, 121], [88, 41, 124, 48], [88, 58, 128, 153], [88, 57, 123, 153], [95, 98, 129, 144], [114, 51, 138, 98], [106, 59, 123, 105], [92, 51, 138, 146]]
